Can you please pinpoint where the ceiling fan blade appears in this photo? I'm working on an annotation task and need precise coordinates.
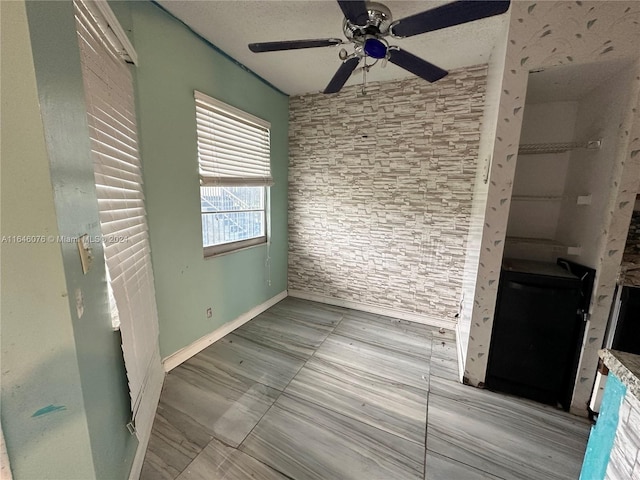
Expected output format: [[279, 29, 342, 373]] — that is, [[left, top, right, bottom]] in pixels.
[[324, 57, 361, 94], [249, 39, 343, 53], [337, 0, 370, 26], [390, 1, 510, 38], [388, 48, 448, 83]]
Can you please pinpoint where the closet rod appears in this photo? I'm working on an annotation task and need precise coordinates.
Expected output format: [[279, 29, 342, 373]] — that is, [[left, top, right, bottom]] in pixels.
[[518, 139, 602, 155]]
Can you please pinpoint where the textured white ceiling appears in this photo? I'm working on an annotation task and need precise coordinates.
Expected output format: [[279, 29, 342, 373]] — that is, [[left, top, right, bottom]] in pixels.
[[526, 57, 635, 104], [157, 0, 510, 95]]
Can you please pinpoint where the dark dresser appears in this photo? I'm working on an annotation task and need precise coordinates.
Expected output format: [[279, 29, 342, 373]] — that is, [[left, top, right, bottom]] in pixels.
[[486, 258, 590, 409]]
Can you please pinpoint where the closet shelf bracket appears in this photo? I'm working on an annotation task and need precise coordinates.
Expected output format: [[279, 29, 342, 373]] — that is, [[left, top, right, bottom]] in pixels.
[[518, 139, 602, 155]]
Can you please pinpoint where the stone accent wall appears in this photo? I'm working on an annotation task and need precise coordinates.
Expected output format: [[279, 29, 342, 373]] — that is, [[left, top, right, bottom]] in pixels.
[[288, 66, 487, 322], [605, 390, 640, 479]]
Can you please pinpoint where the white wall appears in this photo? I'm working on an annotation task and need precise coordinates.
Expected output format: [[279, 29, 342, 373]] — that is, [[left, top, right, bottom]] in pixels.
[[556, 68, 638, 268], [504, 101, 578, 261], [557, 62, 640, 411]]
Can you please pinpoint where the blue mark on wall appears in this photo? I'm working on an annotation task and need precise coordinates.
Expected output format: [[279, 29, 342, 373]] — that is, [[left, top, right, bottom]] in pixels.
[[32, 404, 67, 418], [579, 374, 627, 480]]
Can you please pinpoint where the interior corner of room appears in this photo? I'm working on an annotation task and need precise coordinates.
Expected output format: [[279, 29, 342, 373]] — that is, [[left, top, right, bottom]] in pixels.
[[1, 0, 640, 479]]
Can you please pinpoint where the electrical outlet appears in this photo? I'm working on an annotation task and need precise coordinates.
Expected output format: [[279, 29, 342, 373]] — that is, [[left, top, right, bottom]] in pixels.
[[206, 307, 212, 318]]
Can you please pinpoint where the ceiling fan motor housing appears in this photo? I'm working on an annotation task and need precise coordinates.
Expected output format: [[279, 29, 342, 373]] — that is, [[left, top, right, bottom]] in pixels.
[[342, 2, 392, 41]]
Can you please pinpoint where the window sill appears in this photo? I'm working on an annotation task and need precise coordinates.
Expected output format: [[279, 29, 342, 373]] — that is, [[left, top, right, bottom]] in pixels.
[[204, 236, 267, 258]]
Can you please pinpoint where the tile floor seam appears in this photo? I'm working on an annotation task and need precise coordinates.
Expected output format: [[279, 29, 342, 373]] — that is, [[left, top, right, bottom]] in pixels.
[[236, 310, 348, 451], [158, 397, 258, 480], [173, 306, 350, 480], [278, 386, 429, 449], [422, 332, 468, 477], [424, 367, 500, 480], [173, 434, 297, 480], [239, 450, 298, 480], [423, 390, 431, 480], [252, 313, 432, 468], [142, 398, 213, 480], [315, 332, 433, 393], [154, 307, 327, 478], [142, 299, 589, 480], [250, 308, 433, 477], [425, 385, 585, 479], [166, 435, 210, 480], [237, 305, 428, 477], [425, 448, 510, 480], [172, 440, 207, 479], [423, 335, 436, 479]]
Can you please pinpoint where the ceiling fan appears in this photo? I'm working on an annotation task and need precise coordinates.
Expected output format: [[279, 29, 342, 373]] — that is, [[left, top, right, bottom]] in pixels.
[[248, 0, 510, 94]]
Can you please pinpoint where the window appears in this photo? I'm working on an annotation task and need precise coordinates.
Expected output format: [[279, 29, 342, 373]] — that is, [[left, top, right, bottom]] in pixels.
[[195, 91, 272, 256]]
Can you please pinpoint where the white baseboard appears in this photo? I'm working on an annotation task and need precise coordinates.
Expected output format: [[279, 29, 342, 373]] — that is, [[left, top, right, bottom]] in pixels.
[[162, 290, 288, 372], [128, 350, 164, 480], [288, 289, 456, 330]]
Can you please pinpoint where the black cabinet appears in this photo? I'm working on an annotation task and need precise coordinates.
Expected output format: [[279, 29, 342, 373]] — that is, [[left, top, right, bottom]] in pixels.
[[486, 259, 591, 410], [612, 286, 640, 355]]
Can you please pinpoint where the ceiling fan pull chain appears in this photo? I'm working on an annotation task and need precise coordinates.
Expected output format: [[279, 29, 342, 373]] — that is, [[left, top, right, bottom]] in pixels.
[[361, 57, 367, 96]]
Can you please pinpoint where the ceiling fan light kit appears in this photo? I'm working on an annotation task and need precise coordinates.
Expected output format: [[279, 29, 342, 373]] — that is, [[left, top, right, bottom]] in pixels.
[[363, 37, 387, 59], [248, 0, 511, 94]]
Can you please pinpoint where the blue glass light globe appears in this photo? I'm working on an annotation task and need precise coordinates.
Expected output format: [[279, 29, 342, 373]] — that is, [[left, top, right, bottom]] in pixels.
[[363, 38, 387, 59]]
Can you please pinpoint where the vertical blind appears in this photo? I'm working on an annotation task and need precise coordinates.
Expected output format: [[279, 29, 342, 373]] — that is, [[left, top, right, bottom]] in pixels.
[[74, 0, 160, 431], [195, 91, 273, 187]]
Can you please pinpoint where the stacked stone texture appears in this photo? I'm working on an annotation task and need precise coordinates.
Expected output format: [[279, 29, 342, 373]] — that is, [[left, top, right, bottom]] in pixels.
[[288, 65, 487, 320]]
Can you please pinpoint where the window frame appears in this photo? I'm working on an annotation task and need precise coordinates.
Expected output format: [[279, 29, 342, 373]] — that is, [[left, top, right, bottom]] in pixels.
[[201, 185, 269, 257], [194, 91, 272, 257]]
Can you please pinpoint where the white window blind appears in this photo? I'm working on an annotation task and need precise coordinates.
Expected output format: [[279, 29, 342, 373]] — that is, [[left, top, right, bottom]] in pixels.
[[195, 91, 273, 187], [74, 0, 160, 433]]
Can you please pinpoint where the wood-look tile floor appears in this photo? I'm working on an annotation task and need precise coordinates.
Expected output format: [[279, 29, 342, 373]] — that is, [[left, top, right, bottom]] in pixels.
[[141, 297, 591, 480]]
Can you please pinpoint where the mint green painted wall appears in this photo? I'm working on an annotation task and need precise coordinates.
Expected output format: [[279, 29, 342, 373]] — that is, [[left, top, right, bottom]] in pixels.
[[1, 2, 95, 478], [126, 2, 289, 358], [20, 1, 138, 478]]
